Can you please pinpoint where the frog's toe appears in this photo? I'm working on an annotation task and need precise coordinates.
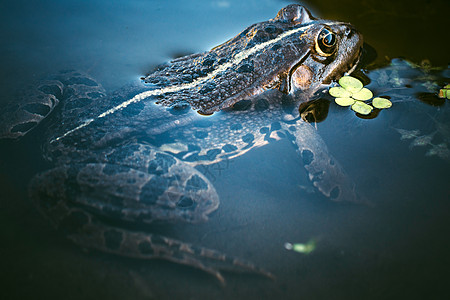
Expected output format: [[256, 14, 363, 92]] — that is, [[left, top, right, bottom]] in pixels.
[[0, 80, 63, 139]]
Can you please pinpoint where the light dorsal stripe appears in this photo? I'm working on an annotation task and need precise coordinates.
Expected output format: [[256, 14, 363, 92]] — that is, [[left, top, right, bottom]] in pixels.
[[53, 23, 316, 142]]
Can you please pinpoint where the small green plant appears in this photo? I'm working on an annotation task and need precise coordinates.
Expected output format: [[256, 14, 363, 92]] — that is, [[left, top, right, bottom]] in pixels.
[[329, 76, 392, 115], [438, 84, 450, 99], [284, 239, 316, 254]]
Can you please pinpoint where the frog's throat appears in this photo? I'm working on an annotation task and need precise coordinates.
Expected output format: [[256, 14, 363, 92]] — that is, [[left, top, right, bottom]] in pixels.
[[52, 23, 324, 143]]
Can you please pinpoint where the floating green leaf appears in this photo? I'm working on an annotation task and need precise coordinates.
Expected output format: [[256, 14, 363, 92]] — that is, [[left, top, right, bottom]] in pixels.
[[372, 97, 392, 108], [329, 86, 351, 98], [335, 97, 355, 106], [438, 84, 450, 99], [352, 88, 373, 101], [339, 76, 363, 93], [329, 75, 392, 117], [284, 240, 316, 254], [351, 101, 373, 115]]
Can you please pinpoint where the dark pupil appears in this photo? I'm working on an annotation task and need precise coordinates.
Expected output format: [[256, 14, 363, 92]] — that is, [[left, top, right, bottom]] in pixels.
[[323, 32, 335, 46], [318, 28, 336, 54]]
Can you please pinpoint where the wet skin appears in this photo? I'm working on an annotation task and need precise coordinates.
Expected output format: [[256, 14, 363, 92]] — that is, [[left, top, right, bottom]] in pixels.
[[0, 5, 363, 282]]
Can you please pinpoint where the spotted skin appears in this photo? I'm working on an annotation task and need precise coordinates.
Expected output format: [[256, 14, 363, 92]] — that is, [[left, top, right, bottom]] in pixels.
[[0, 80, 63, 139], [143, 5, 362, 115], [1, 5, 364, 282]]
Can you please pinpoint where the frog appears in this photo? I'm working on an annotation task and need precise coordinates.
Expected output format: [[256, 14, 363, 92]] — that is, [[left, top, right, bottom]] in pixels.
[[0, 5, 363, 282]]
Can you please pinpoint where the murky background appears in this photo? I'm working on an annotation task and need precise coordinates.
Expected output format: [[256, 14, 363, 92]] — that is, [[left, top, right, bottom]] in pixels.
[[1, 0, 449, 299]]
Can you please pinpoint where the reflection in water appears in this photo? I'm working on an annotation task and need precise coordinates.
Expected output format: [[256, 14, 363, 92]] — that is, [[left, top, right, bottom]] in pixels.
[[362, 60, 450, 162], [298, 98, 330, 123]]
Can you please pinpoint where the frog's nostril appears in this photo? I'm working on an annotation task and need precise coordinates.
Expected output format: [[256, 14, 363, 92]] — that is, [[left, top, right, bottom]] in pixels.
[[346, 28, 354, 39]]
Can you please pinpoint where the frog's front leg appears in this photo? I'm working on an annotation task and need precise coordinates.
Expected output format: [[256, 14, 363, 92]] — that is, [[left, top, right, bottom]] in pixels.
[[284, 120, 361, 203], [29, 146, 271, 283]]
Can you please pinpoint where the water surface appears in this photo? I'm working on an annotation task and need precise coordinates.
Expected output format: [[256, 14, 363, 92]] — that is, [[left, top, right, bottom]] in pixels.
[[0, 0, 449, 299]]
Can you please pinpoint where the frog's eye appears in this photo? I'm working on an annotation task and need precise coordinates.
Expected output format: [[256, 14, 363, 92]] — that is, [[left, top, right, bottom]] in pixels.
[[315, 28, 337, 56]]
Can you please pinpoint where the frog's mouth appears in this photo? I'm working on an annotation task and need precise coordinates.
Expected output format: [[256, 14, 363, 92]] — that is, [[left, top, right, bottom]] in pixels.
[[323, 44, 363, 86], [319, 21, 364, 85], [344, 46, 363, 75]]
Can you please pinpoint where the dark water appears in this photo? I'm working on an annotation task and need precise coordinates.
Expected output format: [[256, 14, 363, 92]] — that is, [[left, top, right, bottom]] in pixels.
[[1, 0, 449, 299]]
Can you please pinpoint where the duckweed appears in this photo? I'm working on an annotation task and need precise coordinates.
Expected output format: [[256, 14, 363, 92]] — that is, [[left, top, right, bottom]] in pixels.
[[334, 97, 355, 106], [329, 75, 392, 116], [372, 97, 393, 109], [329, 86, 351, 98], [339, 75, 363, 93], [351, 101, 373, 115], [352, 88, 373, 101], [284, 239, 316, 254], [438, 84, 450, 99]]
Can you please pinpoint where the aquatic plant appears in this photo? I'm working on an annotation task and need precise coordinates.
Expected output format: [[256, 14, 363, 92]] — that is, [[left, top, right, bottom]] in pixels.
[[284, 239, 316, 254], [393, 127, 450, 161], [438, 84, 450, 99], [329, 75, 392, 115], [372, 97, 393, 109]]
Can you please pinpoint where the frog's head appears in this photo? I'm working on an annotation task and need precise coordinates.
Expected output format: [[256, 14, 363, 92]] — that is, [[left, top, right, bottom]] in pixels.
[[138, 4, 363, 115], [273, 5, 363, 98]]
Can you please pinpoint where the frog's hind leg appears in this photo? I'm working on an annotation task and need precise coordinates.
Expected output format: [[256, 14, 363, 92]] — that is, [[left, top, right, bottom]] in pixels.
[[29, 155, 272, 284], [68, 220, 272, 284], [0, 70, 106, 140], [0, 80, 63, 139]]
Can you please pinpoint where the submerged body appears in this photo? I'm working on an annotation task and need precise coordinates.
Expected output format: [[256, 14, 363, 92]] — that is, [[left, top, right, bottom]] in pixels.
[[0, 5, 363, 281]]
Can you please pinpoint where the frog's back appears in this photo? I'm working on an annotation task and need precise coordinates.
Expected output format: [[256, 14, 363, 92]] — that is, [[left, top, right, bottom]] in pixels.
[[141, 4, 361, 115]]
